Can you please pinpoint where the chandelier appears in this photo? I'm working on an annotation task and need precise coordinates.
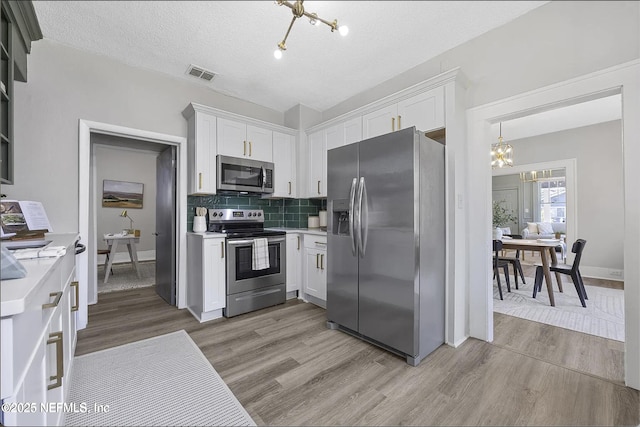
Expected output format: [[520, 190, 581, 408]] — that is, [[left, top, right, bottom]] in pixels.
[[490, 122, 513, 168], [273, 0, 349, 59], [520, 169, 554, 183]]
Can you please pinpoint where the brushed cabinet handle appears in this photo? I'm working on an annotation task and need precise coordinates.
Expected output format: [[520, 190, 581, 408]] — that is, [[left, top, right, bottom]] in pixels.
[[297, 236, 300, 250], [71, 281, 79, 312], [317, 180, 321, 194], [249, 141, 252, 156], [199, 172, 203, 190], [288, 181, 292, 195], [398, 115, 401, 129], [244, 141, 247, 156], [47, 332, 64, 390], [320, 254, 324, 270], [221, 241, 225, 258], [391, 116, 395, 131], [316, 253, 319, 269], [42, 291, 63, 310]]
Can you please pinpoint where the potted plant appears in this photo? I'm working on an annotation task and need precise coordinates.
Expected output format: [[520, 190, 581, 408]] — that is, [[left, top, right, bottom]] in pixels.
[[492, 200, 517, 239]]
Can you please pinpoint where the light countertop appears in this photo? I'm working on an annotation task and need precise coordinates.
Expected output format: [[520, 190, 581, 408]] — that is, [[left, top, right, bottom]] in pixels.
[[188, 231, 226, 239], [1, 233, 79, 317], [268, 228, 327, 236]]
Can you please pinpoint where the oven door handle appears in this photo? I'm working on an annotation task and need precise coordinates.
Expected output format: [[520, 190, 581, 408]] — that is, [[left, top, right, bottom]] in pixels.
[[227, 237, 286, 246]]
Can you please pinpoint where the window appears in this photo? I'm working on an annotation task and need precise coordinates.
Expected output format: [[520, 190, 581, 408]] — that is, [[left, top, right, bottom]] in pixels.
[[538, 177, 566, 223]]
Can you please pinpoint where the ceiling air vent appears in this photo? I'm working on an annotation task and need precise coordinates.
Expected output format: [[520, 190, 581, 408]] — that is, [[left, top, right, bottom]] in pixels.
[[186, 64, 216, 82]]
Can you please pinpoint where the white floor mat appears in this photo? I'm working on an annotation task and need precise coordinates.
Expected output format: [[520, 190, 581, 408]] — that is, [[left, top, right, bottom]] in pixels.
[[65, 330, 256, 426]]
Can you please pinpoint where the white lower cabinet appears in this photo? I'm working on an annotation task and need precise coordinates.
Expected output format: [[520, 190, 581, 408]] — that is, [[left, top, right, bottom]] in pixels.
[[303, 235, 327, 305], [187, 233, 226, 322], [285, 233, 302, 296], [0, 234, 78, 427]]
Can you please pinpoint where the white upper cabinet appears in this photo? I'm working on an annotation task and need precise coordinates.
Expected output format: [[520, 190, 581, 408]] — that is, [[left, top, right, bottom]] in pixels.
[[397, 86, 445, 134], [344, 116, 362, 145], [186, 111, 217, 195], [217, 117, 273, 162], [325, 122, 346, 151], [308, 130, 326, 198], [306, 117, 362, 198], [362, 86, 445, 139], [362, 104, 398, 139], [271, 131, 296, 198], [247, 125, 273, 162]]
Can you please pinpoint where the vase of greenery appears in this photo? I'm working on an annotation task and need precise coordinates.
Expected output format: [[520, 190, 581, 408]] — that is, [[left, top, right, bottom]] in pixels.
[[492, 200, 517, 239]]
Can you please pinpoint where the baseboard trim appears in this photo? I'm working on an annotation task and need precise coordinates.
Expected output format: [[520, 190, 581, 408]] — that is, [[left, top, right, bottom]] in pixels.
[[97, 249, 156, 265], [447, 335, 469, 348], [580, 266, 624, 281]]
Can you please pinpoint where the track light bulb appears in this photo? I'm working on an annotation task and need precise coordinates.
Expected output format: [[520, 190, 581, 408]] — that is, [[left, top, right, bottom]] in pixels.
[[338, 25, 349, 36], [274, 49, 283, 59]]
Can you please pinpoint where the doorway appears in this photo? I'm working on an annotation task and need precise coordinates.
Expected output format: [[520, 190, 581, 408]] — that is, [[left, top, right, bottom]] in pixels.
[[467, 60, 640, 390], [77, 120, 187, 331], [91, 135, 176, 301]]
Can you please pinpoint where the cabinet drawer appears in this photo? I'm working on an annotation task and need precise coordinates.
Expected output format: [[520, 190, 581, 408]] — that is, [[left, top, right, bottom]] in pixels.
[[303, 235, 327, 250]]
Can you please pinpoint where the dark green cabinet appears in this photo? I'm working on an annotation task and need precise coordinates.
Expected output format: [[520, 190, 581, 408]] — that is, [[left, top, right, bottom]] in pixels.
[[0, 0, 41, 184]]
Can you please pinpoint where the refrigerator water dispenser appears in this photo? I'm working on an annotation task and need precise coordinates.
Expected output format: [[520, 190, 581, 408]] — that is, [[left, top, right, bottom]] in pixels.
[[331, 199, 350, 236]]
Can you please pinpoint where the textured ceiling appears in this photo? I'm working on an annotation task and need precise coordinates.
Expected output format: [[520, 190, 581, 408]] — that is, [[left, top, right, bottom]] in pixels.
[[33, 1, 548, 113]]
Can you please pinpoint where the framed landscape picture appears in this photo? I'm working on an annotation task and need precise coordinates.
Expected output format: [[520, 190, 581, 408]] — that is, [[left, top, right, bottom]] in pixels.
[[102, 180, 144, 209]]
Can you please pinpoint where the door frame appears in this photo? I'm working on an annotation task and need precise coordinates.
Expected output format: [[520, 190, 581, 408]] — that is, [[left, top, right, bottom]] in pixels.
[[467, 59, 640, 389], [78, 120, 187, 330]]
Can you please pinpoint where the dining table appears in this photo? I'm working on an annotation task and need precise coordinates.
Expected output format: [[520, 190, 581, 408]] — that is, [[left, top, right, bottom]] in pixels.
[[500, 238, 564, 306]]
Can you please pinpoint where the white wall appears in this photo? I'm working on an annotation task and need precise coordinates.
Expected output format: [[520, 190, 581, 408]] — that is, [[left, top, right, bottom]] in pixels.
[[7, 39, 283, 234], [323, 1, 640, 120], [504, 121, 624, 275], [93, 143, 157, 255]]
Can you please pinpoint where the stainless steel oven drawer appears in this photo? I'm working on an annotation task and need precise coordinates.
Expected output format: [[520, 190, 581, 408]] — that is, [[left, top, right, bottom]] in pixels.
[[224, 283, 286, 318]]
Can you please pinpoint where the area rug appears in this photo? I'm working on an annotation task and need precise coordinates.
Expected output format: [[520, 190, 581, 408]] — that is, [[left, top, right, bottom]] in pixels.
[[65, 330, 256, 427], [97, 261, 155, 293], [493, 277, 625, 342]]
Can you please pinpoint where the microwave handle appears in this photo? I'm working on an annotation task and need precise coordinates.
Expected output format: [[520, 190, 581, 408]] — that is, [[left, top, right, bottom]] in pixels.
[[261, 166, 266, 190]]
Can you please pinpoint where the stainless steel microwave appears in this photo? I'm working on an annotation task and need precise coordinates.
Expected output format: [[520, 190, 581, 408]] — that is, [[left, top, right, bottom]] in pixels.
[[216, 155, 274, 194]]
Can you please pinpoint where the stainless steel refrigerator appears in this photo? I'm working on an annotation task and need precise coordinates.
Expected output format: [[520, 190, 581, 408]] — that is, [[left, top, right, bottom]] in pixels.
[[326, 127, 445, 366]]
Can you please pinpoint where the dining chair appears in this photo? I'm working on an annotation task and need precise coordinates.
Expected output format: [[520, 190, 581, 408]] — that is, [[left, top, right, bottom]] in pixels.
[[493, 239, 511, 300], [499, 234, 526, 289], [97, 248, 114, 275], [533, 239, 587, 307]]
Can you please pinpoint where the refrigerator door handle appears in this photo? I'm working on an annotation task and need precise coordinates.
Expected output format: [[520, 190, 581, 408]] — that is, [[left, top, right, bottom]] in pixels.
[[348, 177, 357, 256], [356, 177, 366, 257], [360, 177, 369, 257]]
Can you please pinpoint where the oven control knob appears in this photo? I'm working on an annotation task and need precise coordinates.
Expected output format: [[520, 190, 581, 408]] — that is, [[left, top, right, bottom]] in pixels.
[[218, 212, 223, 217], [211, 212, 217, 217], [257, 212, 262, 217]]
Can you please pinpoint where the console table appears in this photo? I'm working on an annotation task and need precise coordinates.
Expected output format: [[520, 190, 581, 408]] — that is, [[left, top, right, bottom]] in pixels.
[[103, 234, 141, 283]]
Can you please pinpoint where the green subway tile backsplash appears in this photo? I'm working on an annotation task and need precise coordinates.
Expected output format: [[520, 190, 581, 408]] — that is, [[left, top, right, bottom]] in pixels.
[[187, 195, 326, 230]]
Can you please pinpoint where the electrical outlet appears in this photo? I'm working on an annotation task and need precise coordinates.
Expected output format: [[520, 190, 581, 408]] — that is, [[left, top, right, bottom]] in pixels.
[[610, 270, 623, 277]]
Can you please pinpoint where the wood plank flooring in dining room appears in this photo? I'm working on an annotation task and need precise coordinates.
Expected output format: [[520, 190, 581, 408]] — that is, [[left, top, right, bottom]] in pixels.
[[76, 288, 639, 426]]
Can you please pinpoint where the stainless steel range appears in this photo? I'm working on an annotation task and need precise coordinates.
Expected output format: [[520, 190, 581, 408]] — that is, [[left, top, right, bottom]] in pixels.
[[208, 208, 286, 317]]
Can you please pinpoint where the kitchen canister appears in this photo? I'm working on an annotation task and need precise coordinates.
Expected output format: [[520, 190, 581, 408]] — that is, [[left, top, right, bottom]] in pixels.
[[308, 216, 320, 229], [318, 210, 327, 228], [193, 216, 206, 233]]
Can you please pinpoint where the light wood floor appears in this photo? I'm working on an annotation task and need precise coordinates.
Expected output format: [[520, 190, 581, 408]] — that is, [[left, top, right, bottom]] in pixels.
[[77, 287, 638, 426]]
